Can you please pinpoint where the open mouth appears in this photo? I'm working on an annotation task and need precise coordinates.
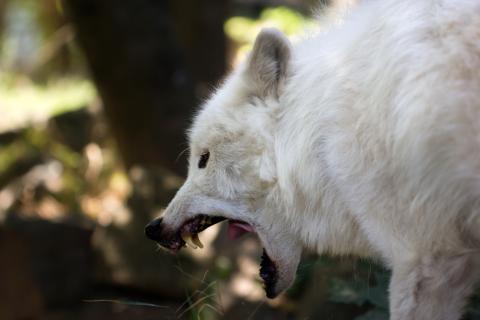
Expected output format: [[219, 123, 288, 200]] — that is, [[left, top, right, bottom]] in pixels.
[[163, 214, 279, 298]]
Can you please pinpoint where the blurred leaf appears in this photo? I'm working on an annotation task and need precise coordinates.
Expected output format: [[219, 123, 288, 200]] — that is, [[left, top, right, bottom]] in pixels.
[[224, 6, 316, 64], [50, 143, 82, 169], [260, 7, 315, 35], [367, 271, 389, 309], [225, 6, 316, 43], [0, 78, 96, 132], [213, 256, 233, 280], [0, 138, 43, 188], [329, 277, 369, 306], [468, 293, 480, 319], [224, 17, 256, 44], [329, 260, 390, 320]]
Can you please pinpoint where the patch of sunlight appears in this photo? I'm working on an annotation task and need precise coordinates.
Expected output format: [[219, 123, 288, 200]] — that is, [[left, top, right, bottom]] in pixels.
[[0, 77, 97, 133], [225, 6, 318, 65]]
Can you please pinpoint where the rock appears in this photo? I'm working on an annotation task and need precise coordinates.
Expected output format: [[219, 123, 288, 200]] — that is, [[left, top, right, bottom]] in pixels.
[[0, 215, 93, 318], [0, 226, 44, 319]]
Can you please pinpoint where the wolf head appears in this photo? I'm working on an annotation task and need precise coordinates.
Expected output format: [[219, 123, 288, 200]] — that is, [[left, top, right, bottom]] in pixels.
[[145, 29, 302, 298]]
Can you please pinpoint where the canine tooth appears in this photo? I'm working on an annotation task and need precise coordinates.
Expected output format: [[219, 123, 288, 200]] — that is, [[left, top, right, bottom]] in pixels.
[[182, 233, 198, 249], [192, 233, 204, 248]]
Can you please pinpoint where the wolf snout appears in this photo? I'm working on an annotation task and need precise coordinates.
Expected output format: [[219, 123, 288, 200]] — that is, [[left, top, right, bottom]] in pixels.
[[145, 217, 185, 252], [145, 217, 164, 241]]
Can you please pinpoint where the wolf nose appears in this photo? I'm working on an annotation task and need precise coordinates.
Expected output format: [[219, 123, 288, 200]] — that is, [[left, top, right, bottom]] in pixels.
[[145, 218, 163, 241]]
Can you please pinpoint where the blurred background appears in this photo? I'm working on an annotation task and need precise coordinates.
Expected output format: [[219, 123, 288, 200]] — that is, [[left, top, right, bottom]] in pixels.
[[1, 0, 479, 319]]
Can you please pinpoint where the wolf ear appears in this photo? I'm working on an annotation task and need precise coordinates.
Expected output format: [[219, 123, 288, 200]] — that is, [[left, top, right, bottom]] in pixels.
[[246, 28, 291, 99]]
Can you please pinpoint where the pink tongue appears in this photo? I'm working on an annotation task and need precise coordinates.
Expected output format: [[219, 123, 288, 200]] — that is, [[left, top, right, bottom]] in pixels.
[[227, 221, 254, 240]]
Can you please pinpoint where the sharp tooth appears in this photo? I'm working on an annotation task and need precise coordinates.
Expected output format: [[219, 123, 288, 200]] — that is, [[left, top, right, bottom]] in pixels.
[[181, 233, 197, 249], [192, 233, 204, 248]]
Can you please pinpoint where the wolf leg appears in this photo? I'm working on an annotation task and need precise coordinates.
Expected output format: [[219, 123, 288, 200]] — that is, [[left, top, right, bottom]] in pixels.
[[389, 253, 479, 320]]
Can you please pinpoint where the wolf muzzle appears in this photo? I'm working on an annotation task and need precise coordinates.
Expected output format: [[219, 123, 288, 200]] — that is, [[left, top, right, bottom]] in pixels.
[[145, 218, 185, 252]]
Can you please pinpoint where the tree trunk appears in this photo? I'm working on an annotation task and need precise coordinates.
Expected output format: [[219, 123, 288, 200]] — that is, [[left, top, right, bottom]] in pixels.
[[64, 0, 227, 176], [0, 0, 8, 46]]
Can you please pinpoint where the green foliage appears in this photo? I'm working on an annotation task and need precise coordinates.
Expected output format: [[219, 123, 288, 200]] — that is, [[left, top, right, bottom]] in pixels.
[[180, 278, 224, 320], [0, 139, 37, 176], [213, 256, 234, 280], [225, 7, 315, 43], [225, 7, 316, 61], [260, 7, 315, 35], [0, 77, 96, 133], [328, 259, 480, 320], [328, 260, 389, 319], [469, 293, 480, 320]]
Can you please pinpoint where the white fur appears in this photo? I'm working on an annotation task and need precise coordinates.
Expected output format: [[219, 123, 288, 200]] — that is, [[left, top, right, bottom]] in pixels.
[[160, 0, 480, 318]]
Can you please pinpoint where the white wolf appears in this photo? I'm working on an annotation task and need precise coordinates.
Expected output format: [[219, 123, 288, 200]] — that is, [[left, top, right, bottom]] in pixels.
[[145, 0, 480, 319]]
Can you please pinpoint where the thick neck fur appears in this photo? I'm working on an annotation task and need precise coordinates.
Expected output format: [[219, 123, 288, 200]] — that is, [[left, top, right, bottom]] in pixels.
[[264, 58, 375, 258], [255, 10, 379, 259], [263, 0, 480, 261]]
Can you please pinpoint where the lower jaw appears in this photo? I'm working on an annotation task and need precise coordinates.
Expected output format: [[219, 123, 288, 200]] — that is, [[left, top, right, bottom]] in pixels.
[[260, 249, 278, 298], [162, 216, 280, 298]]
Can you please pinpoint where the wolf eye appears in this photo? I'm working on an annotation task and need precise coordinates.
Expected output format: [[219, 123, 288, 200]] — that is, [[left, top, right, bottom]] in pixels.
[[198, 151, 210, 169]]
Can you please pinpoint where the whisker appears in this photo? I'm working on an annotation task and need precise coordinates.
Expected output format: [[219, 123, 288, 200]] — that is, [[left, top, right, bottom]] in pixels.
[[175, 147, 190, 163], [176, 293, 217, 318], [247, 300, 266, 320], [83, 299, 169, 309]]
